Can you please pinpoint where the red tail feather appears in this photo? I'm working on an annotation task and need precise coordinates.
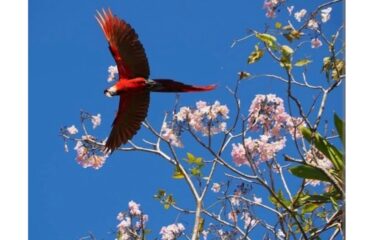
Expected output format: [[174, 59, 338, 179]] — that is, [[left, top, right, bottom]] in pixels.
[[151, 79, 216, 92]]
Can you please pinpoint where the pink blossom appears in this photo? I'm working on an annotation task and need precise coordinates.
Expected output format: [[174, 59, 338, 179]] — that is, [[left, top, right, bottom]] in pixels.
[[287, 6, 294, 15], [250, 136, 286, 162], [134, 214, 149, 229], [277, 229, 286, 240], [228, 211, 238, 223], [311, 38, 323, 48], [321, 7, 332, 23], [66, 125, 78, 135], [74, 141, 89, 166], [305, 179, 321, 187], [196, 100, 207, 111], [266, 9, 276, 18], [174, 100, 229, 136], [117, 212, 125, 221], [231, 189, 242, 206], [304, 149, 333, 186], [241, 212, 257, 228], [263, 0, 279, 18], [294, 9, 307, 22], [89, 155, 107, 169], [142, 214, 149, 224], [231, 143, 248, 167], [231, 136, 286, 165], [231, 196, 240, 206], [211, 183, 221, 193], [128, 200, 141, 216], [248, 94, 300, 139], [160, 223, 185, 240], [107, 65, 118, 82], [117, 217, 131, 230], [161, 122, 183, 147], [202, 230, 209, 240], [91, 113, 101, 129], [307, 19, 319, 30], [116, 216, 131, 240], [175, 106, 191, 121], [305, 149, 333, 170], [253, 196, 263, 204], [286, 117, 305, 138]]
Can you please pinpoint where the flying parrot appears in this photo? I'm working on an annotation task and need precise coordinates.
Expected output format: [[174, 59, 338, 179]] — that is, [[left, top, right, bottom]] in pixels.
[[95, 9, 216, 153]]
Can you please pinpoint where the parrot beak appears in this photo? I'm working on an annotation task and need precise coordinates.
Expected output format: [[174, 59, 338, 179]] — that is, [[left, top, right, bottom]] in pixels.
[[104, 86, 118, 97], [104, 89, 114, 97]]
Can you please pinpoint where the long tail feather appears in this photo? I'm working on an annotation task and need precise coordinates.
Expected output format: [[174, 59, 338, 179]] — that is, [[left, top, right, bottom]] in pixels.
[[151, 79, 216, 92]]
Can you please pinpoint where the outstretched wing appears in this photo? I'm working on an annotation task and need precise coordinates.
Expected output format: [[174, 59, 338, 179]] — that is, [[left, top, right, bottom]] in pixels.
[[104, 91, 150, 153], [96, 9, 150, 79]]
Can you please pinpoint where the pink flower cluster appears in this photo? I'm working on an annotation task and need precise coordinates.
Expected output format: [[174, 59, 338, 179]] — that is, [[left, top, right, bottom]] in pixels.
[[248, 94, 304, 138], [232, 136, 287, 166], [311, 38, 323, 48], [161, 122, 183, 148], [66, 125, 78, 135], [241, 212, 257, 229], [177, 100, 229, 135], [107, 65, 118, 82], [161, 100, 229, 147], [211, 183, 221, 193], [91, 113, 102, 129], [294, 9, 307, 22], [74, 136, 108, 169], [304, 149, 333, 187], [116, 201, 149, 240], [232, 94, 304, 166], [263, 0, 283, 18], [159, 223, 185, 240]]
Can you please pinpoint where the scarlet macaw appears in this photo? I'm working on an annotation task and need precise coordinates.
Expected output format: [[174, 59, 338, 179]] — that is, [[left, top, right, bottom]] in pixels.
[[96, 9, 216, 153]]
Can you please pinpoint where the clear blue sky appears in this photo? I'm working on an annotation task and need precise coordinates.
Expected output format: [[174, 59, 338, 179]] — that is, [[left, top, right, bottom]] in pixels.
[[29, 0, 343, 239]]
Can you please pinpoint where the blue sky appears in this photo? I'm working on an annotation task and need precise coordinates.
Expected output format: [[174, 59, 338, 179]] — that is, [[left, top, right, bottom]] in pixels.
[[29, 0, 343, 239]]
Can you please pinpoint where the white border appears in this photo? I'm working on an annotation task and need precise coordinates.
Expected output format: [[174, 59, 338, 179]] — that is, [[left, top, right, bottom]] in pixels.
[[0, 0, 28, 239], [346, 0, 374, 238]]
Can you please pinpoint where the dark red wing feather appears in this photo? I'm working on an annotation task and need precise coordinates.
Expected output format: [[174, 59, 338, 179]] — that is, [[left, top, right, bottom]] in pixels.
[[96, 9, 150, 79], [104, 91, 150, 153]]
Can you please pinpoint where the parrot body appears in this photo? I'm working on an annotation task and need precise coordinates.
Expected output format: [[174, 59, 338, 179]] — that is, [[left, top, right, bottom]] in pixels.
[[96, 9, 215, 153]]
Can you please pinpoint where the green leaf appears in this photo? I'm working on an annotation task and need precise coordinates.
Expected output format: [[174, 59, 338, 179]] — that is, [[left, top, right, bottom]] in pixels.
[[191, 167, 201, 176], [334, 113, 345, 144], [154, 189, 166, 200], [275, 22, 282, 29], [302, 203, 320, 214], [301, 127, 344, 171], [195, 157, 204, 166], [295, 59, 312, 67], [186, 152, 196, 163], [280, 55, 292, 70], [164, 195, 175, 209], [198, 218, 205, 233], [247, 45, 264, 64], [289, 165, 331, 182], [332, 59, 345, 81], [281, 45, 294, 56], [256, 33, 277, 49], [283, 30, 302, 42], [330, 196, 339, 211], [307, 195, 330, 203], [269, 190, 291, 208], [172, 166, 185, 179]]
